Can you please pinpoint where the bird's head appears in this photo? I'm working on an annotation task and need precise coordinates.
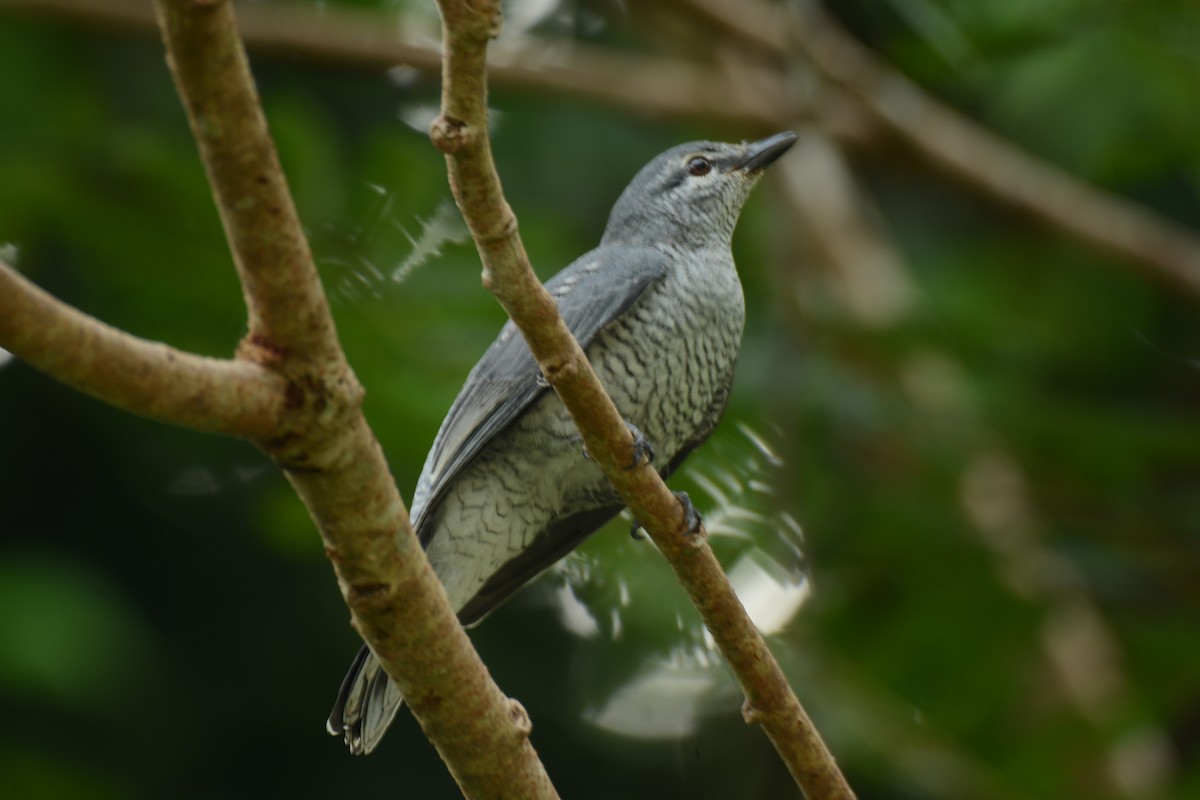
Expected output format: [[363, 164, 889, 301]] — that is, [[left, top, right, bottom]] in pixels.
[[601, 131, 797, 249]]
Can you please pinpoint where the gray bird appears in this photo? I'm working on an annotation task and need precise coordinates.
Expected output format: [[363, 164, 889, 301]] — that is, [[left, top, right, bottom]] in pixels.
[[327, 131, 797, 754]]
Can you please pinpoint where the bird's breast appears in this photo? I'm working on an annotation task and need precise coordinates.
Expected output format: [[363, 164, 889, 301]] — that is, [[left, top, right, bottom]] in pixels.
[[587, 254, 745, 466]]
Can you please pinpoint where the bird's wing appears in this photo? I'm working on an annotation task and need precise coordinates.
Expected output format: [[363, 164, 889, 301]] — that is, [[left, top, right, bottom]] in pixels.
[[411, 246, 669, 537]]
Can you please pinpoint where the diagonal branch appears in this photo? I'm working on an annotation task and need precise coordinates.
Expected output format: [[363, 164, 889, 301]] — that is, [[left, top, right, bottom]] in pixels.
[[792, 7, 1200, 301], [152, 0, 340, 365], [0, 260, 284, 437], [431, 1, 854, 797]]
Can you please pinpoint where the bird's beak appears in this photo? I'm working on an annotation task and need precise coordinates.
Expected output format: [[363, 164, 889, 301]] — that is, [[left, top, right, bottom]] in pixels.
[[737, 131, 798, 172]]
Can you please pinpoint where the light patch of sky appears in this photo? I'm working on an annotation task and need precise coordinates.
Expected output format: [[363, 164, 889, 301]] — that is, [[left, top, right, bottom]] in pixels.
[[503, 0, 560, 36]]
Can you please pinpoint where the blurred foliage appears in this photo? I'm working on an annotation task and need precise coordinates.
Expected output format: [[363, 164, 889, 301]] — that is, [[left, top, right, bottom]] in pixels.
[[1, 1, 1198, 799]]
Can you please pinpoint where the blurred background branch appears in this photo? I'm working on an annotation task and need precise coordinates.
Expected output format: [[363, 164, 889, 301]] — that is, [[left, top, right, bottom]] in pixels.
[[5, 0, 1199, 301]]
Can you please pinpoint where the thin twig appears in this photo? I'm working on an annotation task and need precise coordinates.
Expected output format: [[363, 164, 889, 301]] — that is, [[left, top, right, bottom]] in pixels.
[[432, 0, 855, 796]]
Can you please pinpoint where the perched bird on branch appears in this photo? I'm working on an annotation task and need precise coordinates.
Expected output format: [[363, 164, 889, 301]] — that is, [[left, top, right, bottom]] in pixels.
[[328, 131, 797, 754]]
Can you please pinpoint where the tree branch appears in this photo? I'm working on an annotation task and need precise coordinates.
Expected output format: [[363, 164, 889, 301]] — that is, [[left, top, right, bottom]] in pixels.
[[152, 0, 340, 365], [0, 260, 284, 437], [793, 7, 1200, 301], [431, 1, 854, 797]]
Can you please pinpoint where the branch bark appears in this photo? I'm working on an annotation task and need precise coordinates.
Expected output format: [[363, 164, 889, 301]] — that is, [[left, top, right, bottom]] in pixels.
[[431, 1, 854, 797], [0, 260, 284, 437], [154, 0, 337, 366]]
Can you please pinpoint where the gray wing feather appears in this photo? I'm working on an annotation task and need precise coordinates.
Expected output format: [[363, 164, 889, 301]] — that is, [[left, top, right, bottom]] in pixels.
[[411, 246, 668, 538], [326, 645, 404, 755]]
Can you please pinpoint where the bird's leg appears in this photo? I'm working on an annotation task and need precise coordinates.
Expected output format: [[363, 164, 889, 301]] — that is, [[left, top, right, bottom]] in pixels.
[[674, 490, 703, 534], [622, 421, 656, 471], [630, 491, 702, 540], [581, 421, 656, 470]]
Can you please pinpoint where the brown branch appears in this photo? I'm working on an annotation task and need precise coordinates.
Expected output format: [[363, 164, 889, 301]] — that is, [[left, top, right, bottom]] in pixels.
[[660, 0, 787, 54], [238, 0, 787, 127], [0, 260, 284, 437], [0, 0, 788, 127], [153, 0, 338, 364], [431, 1, 854, 797], [141, 2, 556, 798]]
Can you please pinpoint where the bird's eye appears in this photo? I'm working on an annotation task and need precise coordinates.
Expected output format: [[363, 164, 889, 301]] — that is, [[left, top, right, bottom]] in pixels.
[[686, 157, 713, 176]]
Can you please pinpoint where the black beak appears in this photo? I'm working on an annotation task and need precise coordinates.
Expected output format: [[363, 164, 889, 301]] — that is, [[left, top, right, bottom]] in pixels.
[[737, 131, 798, 172]]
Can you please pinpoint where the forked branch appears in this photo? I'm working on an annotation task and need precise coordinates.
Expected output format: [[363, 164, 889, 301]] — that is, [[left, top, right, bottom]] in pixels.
[[151, 2, 558, 797], [0, 0, 561, 796]]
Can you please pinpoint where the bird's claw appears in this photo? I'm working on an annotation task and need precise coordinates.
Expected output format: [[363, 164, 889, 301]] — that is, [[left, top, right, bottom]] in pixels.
[[674, 490, 702, 534], [623, 422, 656, 471], [581, 421, 656, 471], [630, 491, 702, 541]]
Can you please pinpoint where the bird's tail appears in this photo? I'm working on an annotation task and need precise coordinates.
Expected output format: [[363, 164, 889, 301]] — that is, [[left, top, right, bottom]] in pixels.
[[326, 644, 405, 755]]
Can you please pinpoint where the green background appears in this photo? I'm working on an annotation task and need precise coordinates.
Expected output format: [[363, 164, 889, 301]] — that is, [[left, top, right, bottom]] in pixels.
[[1, 1, 1198, 798]]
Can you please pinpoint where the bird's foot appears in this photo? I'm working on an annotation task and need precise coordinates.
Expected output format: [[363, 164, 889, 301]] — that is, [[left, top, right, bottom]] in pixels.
[[630, 491, 703, 540], [622, 421, 656, 471], [581, 421, 656, 471], [674, 490, 703, 535]]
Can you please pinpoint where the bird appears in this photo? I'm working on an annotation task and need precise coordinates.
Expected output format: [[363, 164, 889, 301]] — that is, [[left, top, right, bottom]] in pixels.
[[327, 131, 798, 754]]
